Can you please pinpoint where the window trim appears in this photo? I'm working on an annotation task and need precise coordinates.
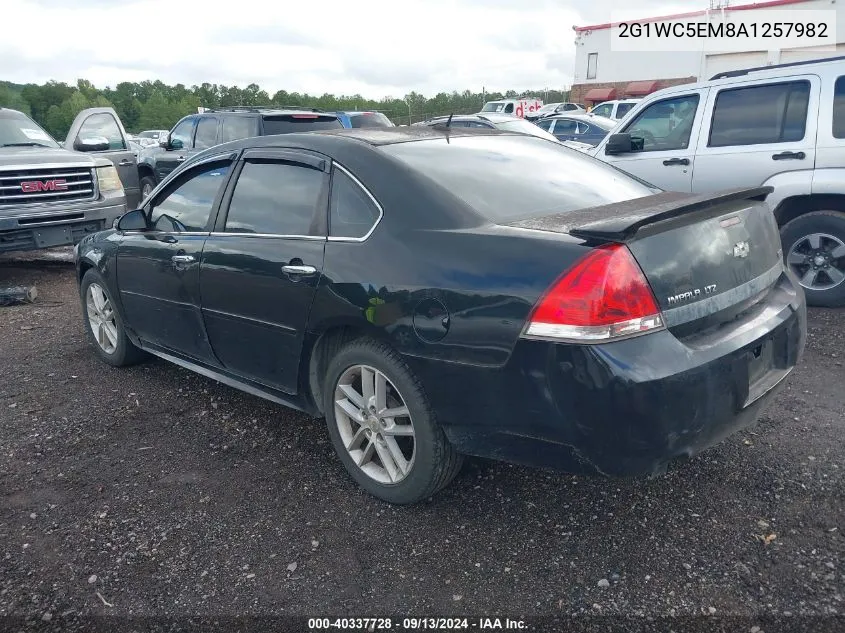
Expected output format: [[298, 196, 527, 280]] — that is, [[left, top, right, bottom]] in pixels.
[[586, 53, 598, 80], [707, 79, 811, 148], [212, 150, 331, 240], [327, 162, 384, 243]]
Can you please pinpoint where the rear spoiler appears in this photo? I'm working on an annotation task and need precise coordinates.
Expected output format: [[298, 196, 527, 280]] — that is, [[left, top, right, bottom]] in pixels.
[[506, 186, 773, 242]]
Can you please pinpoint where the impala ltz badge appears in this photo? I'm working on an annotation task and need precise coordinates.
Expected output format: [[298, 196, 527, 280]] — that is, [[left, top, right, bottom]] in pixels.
[[733, 240, 750, 258], [667, 284, 718, 306]]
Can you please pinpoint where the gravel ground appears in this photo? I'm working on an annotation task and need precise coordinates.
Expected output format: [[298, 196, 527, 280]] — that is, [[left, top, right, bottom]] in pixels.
[[0, 249, 843, 632]]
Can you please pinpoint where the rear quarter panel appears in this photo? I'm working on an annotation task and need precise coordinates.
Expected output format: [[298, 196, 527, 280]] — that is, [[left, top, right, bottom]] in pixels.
[[310, 224, 587, 368]]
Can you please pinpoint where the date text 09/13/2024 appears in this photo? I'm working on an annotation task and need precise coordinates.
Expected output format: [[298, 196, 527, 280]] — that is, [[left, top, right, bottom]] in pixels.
[[307, 617, 528, 630]]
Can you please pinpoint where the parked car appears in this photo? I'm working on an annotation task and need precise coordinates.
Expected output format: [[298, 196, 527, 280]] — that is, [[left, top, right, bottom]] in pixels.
[[415, 113, 559, 142], [525, 102, 585, 121], [336, 111, 395, 129], [137, 106, 343, 198], [0, 107, 133, 254], [587, 55, 845, 306], [75, 126, 806, 504], [137, 129, 168, 142], [589, 99, 641, 120], [535, 113, 617, 146]]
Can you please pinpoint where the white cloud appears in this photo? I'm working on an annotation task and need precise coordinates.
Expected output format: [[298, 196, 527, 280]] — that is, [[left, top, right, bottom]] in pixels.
[[2, 0, 706, 97]]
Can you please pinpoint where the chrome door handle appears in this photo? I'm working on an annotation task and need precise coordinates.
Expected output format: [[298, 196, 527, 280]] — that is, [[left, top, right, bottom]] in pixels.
[[118, 159, 133, 166], [176, 156, 187, 162], [171, 254, 195, 264], [281, 264, 317, 275]]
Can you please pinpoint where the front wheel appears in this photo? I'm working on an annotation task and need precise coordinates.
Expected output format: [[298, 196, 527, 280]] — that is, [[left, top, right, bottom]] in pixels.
[[323, 338, 463, 504], [781, 210, 845, 307], [80, 269, 147, 367], [140, 175, 156, 200]]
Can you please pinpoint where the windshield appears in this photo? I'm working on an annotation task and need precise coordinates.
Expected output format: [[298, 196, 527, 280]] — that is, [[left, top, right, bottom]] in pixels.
[[348, 112, 395, 128], [495, 119, 558, 141], [0, 110, 59, 148], [481, 101, 506, 113], [381, 135, 657, 222]]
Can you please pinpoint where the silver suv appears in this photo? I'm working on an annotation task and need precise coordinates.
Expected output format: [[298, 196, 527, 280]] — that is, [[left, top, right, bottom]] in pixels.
[[587, 55, 845, 306]]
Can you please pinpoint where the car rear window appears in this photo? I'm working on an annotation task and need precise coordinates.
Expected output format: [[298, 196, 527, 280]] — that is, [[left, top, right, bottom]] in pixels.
[[348, 112, 394, 128], [381, 135, 656, 222], [261, 115, 343, 135]]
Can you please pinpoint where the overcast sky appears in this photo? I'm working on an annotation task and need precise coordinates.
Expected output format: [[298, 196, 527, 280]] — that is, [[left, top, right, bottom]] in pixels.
[[4, 0, 705, 98]]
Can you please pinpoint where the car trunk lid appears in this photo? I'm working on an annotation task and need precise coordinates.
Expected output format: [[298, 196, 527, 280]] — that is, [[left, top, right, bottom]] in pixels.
[[506, 187, 784, 329]]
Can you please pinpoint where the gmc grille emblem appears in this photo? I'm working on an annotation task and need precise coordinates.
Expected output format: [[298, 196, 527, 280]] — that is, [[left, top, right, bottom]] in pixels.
[[21, 179, 68, 193]]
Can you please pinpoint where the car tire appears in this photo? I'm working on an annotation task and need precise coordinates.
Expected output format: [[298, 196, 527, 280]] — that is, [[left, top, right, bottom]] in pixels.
[[780, 210, 845, 307], [323, 337, 463, 504], [140, 175, 156, 200], [80, 269, 147, 367]]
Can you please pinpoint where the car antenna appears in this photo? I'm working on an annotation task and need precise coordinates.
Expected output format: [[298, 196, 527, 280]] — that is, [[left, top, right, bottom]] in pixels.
[[446, 113, 453, 128]]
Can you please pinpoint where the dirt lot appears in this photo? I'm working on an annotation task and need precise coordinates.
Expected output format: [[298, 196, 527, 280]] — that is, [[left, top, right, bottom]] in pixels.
[[0, 250, 843, 632]]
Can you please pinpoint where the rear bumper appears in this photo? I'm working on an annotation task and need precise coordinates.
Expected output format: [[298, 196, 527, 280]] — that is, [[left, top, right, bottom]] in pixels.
[[410, 273, 807, 476], [0, 201, 125, 253]]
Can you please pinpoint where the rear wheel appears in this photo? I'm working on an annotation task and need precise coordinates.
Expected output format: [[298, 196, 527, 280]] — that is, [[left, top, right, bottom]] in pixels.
[[323, 338, 463, 504], [80, 269, 147, 367], [781, 211, 845, 307]]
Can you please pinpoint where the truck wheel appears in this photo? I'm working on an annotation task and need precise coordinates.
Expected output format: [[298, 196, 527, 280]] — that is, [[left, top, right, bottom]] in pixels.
[[323, 337, 463, 504], [780, 210, 845, 307], [140, 176, 156, 200]]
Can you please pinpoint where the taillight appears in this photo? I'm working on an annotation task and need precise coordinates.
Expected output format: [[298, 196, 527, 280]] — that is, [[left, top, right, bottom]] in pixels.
[[523, 243, 663, 343], [291, 114, 319, 119]]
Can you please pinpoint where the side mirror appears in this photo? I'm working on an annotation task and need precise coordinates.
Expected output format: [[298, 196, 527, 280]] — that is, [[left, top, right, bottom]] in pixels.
[[605, 133, 634, 155], [116, 208, 149, 232], [74, 136, 110, 152]]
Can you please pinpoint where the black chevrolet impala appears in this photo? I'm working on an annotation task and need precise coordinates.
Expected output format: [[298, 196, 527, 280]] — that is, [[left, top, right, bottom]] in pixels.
[[74, 127, 807, 504]]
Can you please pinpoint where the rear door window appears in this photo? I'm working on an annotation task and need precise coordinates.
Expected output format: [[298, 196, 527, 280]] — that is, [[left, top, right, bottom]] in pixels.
[[262, 115, 343, 135], [552, 119, 578, 135], [616, 102, 637, 118], [708, 81, 810, 147], [224, 160, 325, 235], [194, 116, 219, 150], [833, 76, 845, 139]]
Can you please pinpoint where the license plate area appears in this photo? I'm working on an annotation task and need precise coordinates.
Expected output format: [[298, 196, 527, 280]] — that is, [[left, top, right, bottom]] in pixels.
[[744, 335, 791, 407], [32, 225, 73, 248]]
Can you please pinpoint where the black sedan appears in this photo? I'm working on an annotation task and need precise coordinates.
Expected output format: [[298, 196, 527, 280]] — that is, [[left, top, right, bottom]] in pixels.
[[74, 127, 807, 504]]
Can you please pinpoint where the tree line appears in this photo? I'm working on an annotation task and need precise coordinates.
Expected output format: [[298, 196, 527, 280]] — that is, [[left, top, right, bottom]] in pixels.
[[0, 78, 571, 140]]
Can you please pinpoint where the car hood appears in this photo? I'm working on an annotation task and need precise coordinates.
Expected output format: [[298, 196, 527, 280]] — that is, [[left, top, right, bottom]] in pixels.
[[0, 146, 99, 168]]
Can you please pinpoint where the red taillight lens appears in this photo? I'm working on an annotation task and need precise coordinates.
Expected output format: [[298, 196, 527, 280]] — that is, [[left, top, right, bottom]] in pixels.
[[524, 243, 664, 342], [291, 114, 319, 119]]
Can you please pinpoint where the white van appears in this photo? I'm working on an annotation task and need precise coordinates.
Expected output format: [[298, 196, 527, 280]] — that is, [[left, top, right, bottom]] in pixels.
[[587, 55, 845, 307], [479, 98, 543, 119]]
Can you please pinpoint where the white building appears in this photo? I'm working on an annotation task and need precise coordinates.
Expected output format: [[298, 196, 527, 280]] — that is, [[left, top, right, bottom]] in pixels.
[[571, 0, 845, 106]]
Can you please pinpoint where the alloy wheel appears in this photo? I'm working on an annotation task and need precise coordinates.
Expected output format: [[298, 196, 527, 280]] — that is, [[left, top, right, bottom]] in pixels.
[[333, 364, 416, 484], [787, 232, 845, 291], [86, 282, 118, 354]]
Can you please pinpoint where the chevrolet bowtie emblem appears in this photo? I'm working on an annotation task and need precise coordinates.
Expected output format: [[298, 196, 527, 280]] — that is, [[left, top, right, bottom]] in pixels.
[[733, 241, 750, 258]]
